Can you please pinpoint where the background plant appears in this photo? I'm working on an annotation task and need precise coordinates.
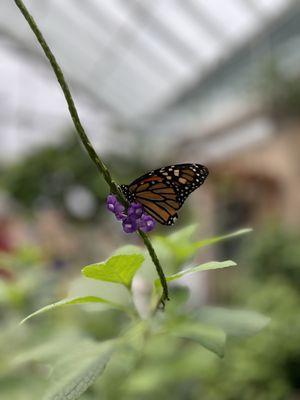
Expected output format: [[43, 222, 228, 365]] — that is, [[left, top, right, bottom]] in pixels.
[[0, 225, 269, 400]]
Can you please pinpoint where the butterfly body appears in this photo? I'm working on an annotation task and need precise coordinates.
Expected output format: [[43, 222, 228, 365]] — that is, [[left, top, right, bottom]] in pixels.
[[120, 163, 209, 226]]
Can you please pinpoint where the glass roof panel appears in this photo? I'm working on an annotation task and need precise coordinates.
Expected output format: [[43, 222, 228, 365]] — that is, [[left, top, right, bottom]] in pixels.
[[0, 0, 294, 161], [199, 0, 259, 42], [153, 0, 220, 63]]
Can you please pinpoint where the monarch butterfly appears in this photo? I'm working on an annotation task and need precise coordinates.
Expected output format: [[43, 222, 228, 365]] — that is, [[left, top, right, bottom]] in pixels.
[[120, 163, 209, 226]]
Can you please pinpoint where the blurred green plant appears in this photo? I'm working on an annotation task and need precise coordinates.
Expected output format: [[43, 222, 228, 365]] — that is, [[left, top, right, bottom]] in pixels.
[[13, 226, 269, 400], [260, 60, 300, 120], [164, 223, 300, 400], [242, 224, 300, 286], [0, 136, 146, 220]]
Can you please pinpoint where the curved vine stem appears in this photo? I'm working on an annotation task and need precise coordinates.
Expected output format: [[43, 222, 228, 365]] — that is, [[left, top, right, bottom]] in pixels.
[[14, 0, 169, 307]]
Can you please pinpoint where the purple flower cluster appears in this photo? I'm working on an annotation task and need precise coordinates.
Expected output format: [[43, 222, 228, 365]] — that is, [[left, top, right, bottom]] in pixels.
[[106, 195, 156, 233]]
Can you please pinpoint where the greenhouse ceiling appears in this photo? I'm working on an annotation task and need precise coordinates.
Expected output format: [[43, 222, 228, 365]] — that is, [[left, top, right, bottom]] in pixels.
[[0, 0, 294, 161]]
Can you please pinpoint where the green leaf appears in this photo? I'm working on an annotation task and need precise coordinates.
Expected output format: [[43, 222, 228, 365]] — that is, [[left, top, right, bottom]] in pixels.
[[196, 306, 270, 337], [82, 254, 144, 289], [163, 224, 198, 244], [154, 225, 198, 264], [155, 260, 236, 287], [193, 228, 252, 249], [154, 227, 251, 266], [11, 331, 83, 367], [171, 322, 226, 357], [44, 340, 114, 400], [20, 296, 129, 324], [113, 245, 143, 256]]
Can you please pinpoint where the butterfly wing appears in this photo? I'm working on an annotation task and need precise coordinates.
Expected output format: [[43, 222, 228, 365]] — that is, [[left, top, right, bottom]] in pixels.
[[121, 163, 209, 225], [121, 180, 179, 225]]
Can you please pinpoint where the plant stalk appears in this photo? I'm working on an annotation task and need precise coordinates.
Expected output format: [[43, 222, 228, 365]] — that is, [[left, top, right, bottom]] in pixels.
[[14, 0, 169, 306]]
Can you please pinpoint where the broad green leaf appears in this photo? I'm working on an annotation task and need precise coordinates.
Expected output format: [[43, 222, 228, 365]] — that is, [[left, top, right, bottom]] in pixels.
[[82, 254, 144, 289], [193, 228, 252, 249], [154, 227, 251, 266], [113, 244, 143, 256], [11, 331, 83, 367], [44, 340, 114, 400], [171, 322, 226, 357], [162, 224, 198, 244], [20, 296, 129, 324], [155, 260, 236, 287], [154, 225, 198, 264], [196, 306, 270, 337]]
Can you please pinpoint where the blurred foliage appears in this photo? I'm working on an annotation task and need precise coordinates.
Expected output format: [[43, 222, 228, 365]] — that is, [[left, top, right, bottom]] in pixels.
[[194, 224, 300, 400], [242, 224, 300, 286], [97, 224, 300, 400], [0, 134, 146, 220], [0, 225, 267, 400], [260, 60, 300, 120], [190, 280, 300, 400], [0, 217, 298, 399], [2, 223, 299, 400]]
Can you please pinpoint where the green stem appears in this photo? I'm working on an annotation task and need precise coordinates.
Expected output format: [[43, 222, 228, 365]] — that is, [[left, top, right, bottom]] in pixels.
[[14, 0, 169, 307], [13, 0, 121, 200], [138, 230, 169, 304]]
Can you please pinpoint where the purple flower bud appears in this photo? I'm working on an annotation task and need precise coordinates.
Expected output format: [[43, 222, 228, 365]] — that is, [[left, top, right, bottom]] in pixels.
[[122, 216, 138, 233], [106, 195, 156, 233], [106, 195, 125, 216], [128, 202, 143, 219], [115, 211, 127, 221], [138, 213, 156, 232], [106, 194, 117, 212], [114, 202, 125, 214]]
